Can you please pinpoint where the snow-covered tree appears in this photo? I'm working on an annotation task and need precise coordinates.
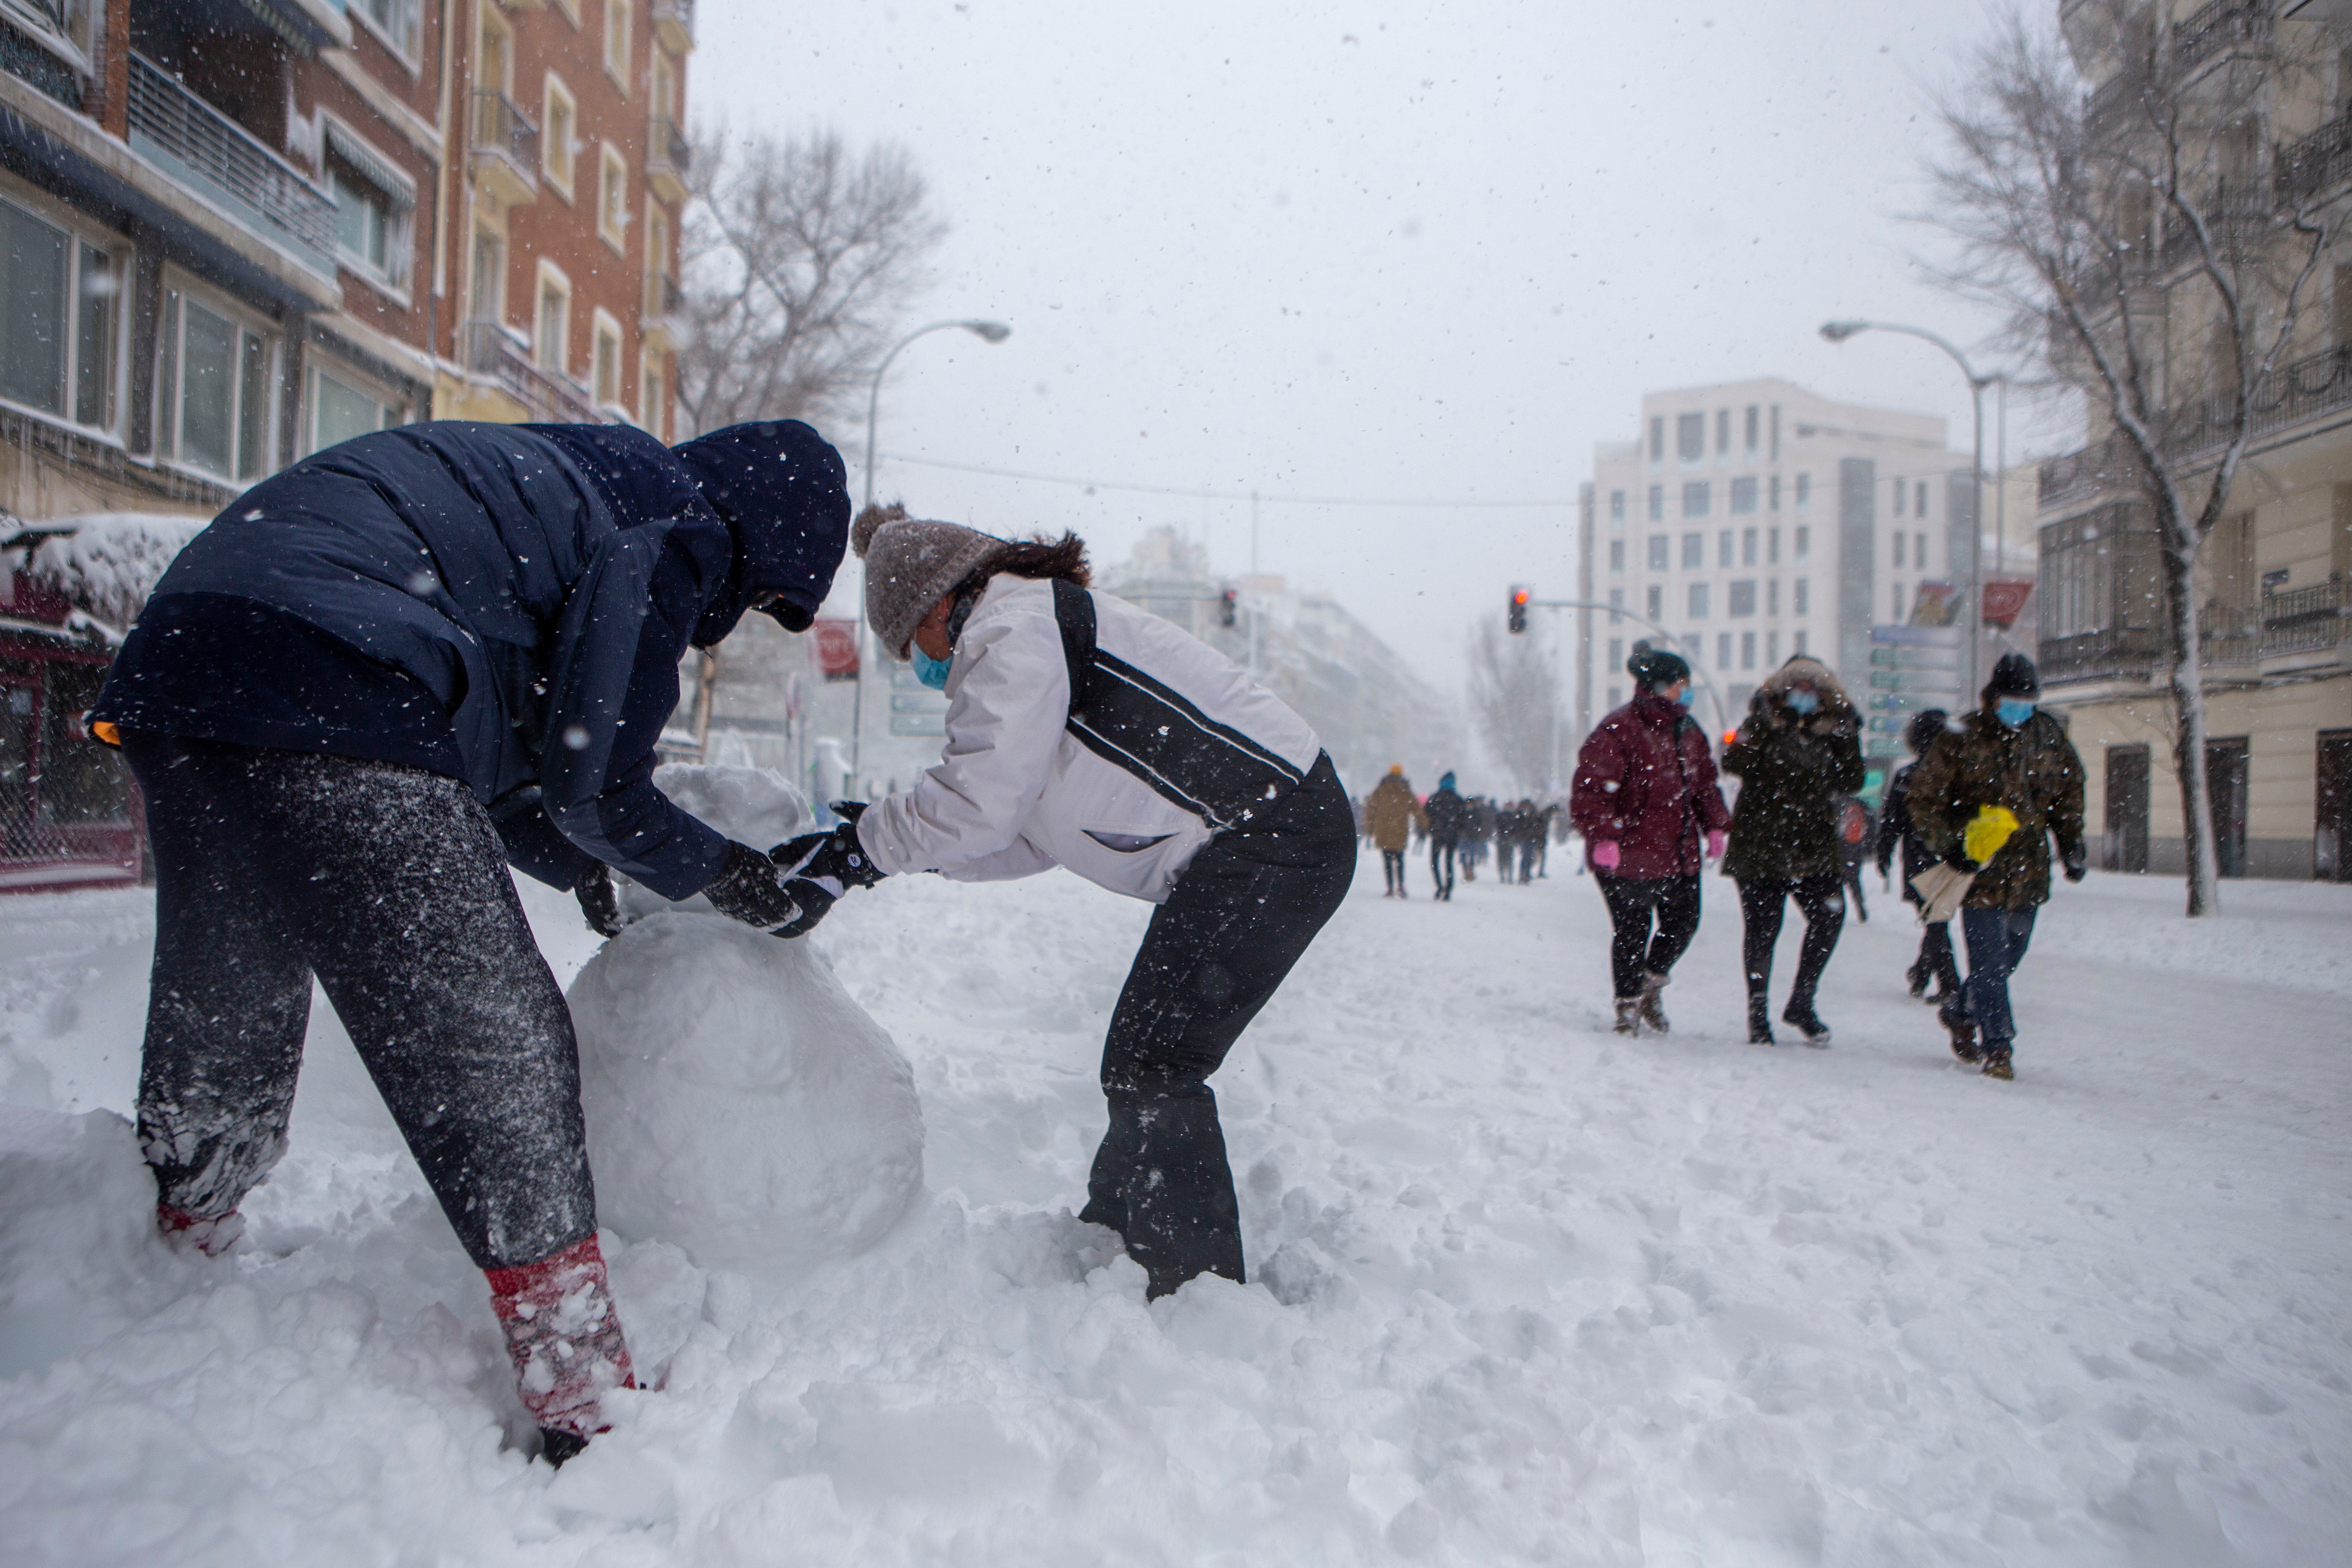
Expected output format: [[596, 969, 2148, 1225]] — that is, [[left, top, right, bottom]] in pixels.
[[1925, 3, 2341, 917], [1467, 620, 1566, 796]]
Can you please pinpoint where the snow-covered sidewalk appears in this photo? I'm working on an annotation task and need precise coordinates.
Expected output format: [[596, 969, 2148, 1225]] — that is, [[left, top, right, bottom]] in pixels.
[[2, 856, 2347, 1565]]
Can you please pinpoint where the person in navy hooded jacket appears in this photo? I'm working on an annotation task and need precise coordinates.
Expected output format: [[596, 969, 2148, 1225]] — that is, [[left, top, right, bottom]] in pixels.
[[89, 417, 849, 1464]]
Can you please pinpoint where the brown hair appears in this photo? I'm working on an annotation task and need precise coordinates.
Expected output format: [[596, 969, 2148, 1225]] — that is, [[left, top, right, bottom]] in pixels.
[[958, 531, 1091, 595]]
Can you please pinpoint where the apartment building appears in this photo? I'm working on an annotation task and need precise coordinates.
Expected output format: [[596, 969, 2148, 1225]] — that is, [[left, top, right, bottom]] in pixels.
[[1574, 378, 1976, 773], [0, 0, 692, 889], [2036, 0, 2352, 882]]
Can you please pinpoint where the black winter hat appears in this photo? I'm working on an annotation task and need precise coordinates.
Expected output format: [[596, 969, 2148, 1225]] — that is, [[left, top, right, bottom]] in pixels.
[[1984, 651, 2041, 701], [1905, 708, 1948, 756], [1626, 643, 1691, 691]]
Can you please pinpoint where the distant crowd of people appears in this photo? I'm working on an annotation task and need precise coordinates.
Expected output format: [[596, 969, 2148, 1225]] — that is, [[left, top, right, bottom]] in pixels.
[[1355, 767, 1563, 900], [1565, 641, 2085, 1081]]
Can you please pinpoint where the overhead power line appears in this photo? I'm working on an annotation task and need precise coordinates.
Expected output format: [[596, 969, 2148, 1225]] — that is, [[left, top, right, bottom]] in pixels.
[[877, 450, 1579, 510]]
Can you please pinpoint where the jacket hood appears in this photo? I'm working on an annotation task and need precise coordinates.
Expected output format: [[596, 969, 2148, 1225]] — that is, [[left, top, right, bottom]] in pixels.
[[671, 420, 851, 643], [1757, 654, 1847, 704]]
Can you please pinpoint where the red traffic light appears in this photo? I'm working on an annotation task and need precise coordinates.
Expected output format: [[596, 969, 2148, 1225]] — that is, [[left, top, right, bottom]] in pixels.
[[1508, 586, 1530, 634]]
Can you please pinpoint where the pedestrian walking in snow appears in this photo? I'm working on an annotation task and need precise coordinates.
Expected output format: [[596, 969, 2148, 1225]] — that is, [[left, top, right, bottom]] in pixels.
[[1721, 656, 1866, 1046], [1836, 794, 1875, 925], [87, 419, 853, 1463], [1366, 765, 1426, 897], [774, 505, 1354, 1298], [1877, 710, 1963, 1007], [1425, 771, 1470, 899], [1906, 654, 2087, 1081], [1463, 796, 1494, 881], [1569, 647, 1731, 1036], [1515, 800, 1545, 884]]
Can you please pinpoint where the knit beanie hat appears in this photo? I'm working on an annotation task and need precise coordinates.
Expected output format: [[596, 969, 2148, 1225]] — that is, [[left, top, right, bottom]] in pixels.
[[1984, 651, 2041, 701], [1905, 708, 1949, 756], [852, 503, 1004, 659], [1626, 643, 1691, 692]]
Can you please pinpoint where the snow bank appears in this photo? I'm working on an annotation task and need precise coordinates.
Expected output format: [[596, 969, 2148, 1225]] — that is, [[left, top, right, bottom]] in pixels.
[[20, 512, 208, 631], [573, 763, 924, 1273]]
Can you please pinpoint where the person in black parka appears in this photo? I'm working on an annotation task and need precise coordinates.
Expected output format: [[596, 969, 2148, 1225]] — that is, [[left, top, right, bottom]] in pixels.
[[1720, 654, 1866, 1047], [89, 418, 850, 1464], [1876, 708, 1962, 1006], [1424, 771, 1470, 899]]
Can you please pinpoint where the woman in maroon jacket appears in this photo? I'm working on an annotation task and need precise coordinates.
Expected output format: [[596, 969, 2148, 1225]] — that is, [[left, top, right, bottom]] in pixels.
[[1569, 646, 1732, 1035]]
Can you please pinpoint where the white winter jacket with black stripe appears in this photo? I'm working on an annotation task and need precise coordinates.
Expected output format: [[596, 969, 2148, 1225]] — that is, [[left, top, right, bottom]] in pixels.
[[854, 575, 1323, 903]]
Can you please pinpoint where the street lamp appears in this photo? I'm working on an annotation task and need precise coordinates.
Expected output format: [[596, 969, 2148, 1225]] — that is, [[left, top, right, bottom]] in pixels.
[[861, 318, 1012, 510], [1819, 318, 1994, 698]]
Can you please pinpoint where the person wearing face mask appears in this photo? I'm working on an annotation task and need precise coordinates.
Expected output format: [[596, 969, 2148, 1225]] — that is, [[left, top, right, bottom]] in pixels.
[[1569, 645, 1731, 1036], [1721, 655, 1867, 1046], [1905, 652, 2086, 1081], [766, 504, 1354, 1299], [85, 417, 853, 1463]]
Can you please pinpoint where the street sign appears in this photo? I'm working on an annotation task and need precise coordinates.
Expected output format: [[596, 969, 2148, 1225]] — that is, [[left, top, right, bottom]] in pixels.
[[1865, 624, 1962, 756]]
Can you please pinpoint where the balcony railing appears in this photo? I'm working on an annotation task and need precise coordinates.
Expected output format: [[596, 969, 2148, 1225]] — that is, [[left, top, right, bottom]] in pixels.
[[2261, 579, 2349, 655], [126, 52, 336, 269], [649, 114, 690, 175], [2040, 344, 2352, 506], [461, 322, 606, 424], [2279, 113, 2352, 206], [2040, 626, 2167, 685], [652, 0, 695, 51], [2172, 0, 2272, 74], [2042, 584, 2349, 686], [469, 90, 539, 188]]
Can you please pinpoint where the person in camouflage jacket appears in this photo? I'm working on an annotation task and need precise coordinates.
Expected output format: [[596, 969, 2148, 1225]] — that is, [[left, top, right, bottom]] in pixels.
[[1906, 652, 2087, 1079]]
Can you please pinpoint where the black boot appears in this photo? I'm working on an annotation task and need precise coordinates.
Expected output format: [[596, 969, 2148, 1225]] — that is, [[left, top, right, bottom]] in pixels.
[[1746, 992, 1775, 1045], [1905, 959, 1929, 998], [1781, 998, 1832, 1047], [1084, 1087, 1245, 1298], [1940, 1001, 1981, 1064], [1636, 971, 1670, 1035]]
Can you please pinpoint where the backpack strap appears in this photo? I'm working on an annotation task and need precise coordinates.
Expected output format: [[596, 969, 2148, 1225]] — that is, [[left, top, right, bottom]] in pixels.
[[1050, 577, 1096, 711]]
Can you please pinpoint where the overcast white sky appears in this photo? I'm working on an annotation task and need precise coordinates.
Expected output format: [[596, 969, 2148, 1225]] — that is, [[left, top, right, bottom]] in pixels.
[[692, 0, 2067, 688]]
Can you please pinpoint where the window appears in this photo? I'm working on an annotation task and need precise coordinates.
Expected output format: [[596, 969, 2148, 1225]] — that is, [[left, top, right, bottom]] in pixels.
[[2041, 502, 2160, 641], [598, 143, 630, 250], [353, 0, 421, 56], [311, 365, 404, 453], [1648, 535, 1668, 570], [1688, 582, 1710, 619], [1794, 525, 1810, 563], [604, 0, 632, 84], [592, 310, 624, 409], [1608, 539, 1625, 572], [1744, 404, 1759, 451], [1893, 477, 1906, 517], [1649, 415, 1664, 465], [478, 9, 513, 92], [1681, 533, 1702, 569], [1768, 527, 1780, 565], [646, 204, 673, 310], [1608, 488, 1625, 522], [1730, 475, 1757, 514], [159, 284, 274, 481], [1715, 408, 1730, 455], [1682, 481, 1709, 518], [1916, 481, 1929, 518], [1729, 579, 1757, 617], [640, 349, 666, 438], [1767, 579, 1780, 616], [536, 267, 570, 374], [543, 76, 577, 195], [331, 166, 392, 278], [1794, 472, 1810, 509], [1794, 578, 1810, 615], [1607, 685, 1623, 710], [1916, 532, 1928, 571], [1718, 632, 1733, 670], [1767, 630, 1780, 665], [1793, 629, 1807, 655], [1741, 631, 1757, 671], [0, 197, 116, 431], [1646, 484, 1663, 522], [1676, 412, 1704, 464], [1608, 587, 1623, 619], [1718, 530, 1733, 568], [472, 227, 505, 322], [1646, 585, 1662, 620], [1743, 528, 1758, 565], [1894, 532, 1907, 568], [1893, 583, 1906, 622], [1607, 637, 1623, 670], [1768, 474, 1780, 512]]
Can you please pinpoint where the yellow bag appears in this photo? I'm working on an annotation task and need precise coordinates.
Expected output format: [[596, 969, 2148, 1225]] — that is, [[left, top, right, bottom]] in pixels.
[[1963, 805, 2021, 866]]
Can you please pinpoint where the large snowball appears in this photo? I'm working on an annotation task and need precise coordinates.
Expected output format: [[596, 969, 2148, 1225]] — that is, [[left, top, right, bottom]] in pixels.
[[570, 765, 922, 1273]]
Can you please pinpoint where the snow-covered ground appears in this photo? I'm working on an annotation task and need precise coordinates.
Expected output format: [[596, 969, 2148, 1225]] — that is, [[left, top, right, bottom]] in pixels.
[[2, 851, 2348, 1565]]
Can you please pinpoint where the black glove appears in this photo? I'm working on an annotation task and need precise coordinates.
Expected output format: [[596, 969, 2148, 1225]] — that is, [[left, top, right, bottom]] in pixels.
[[700, 840, 804, 933], [575, 861, 623, 937], [765, 818, 888, 939], [1943, 847, 1981, 875], [2062, 845, 2088, 883]]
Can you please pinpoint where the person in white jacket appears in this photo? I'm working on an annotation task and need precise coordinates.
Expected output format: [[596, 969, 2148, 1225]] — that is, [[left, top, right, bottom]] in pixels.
[[767, 504, 1357, 1298]]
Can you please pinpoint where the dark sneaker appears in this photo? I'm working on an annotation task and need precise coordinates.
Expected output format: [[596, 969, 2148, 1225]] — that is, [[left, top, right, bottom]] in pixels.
[[1746, 996, 1775, 1045], [1613, 998, 1640, 1036], [1781, 1001, 1832, 1047], [1905, 962, 1929, 999], [1981, 1046, 2014, 1081], [1941, 1005, 1980, 1064], [1637, 971, 1670, 1035]]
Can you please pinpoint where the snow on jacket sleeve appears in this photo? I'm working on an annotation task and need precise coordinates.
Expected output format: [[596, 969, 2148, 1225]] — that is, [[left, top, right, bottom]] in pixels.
[[537, 517, 732, 900], [856, 594, 1073, 879]]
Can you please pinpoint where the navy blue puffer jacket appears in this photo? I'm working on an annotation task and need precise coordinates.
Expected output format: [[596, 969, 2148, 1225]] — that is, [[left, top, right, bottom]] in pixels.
[[91, 420, 849, 898]]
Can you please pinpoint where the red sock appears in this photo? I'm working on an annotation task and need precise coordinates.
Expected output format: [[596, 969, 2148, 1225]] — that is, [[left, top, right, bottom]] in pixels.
[[485, 1235, 637, 1441]]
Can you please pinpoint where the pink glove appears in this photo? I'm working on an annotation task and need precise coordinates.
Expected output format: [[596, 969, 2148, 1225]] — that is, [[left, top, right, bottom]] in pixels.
[[1590, 840, 1620, 871], [1706, 830, 1727, 860]]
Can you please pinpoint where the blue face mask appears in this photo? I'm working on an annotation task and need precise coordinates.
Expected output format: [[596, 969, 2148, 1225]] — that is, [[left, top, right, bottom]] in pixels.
[[912, 647, 952, 690], [1997, 698, 2036, 727], [1787, 689, 1820, 715]]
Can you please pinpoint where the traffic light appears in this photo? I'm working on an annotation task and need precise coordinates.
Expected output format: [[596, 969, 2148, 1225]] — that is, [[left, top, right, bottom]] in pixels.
[[1508, 586, 1530, 634], [1219, 587, 1238, 628]]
